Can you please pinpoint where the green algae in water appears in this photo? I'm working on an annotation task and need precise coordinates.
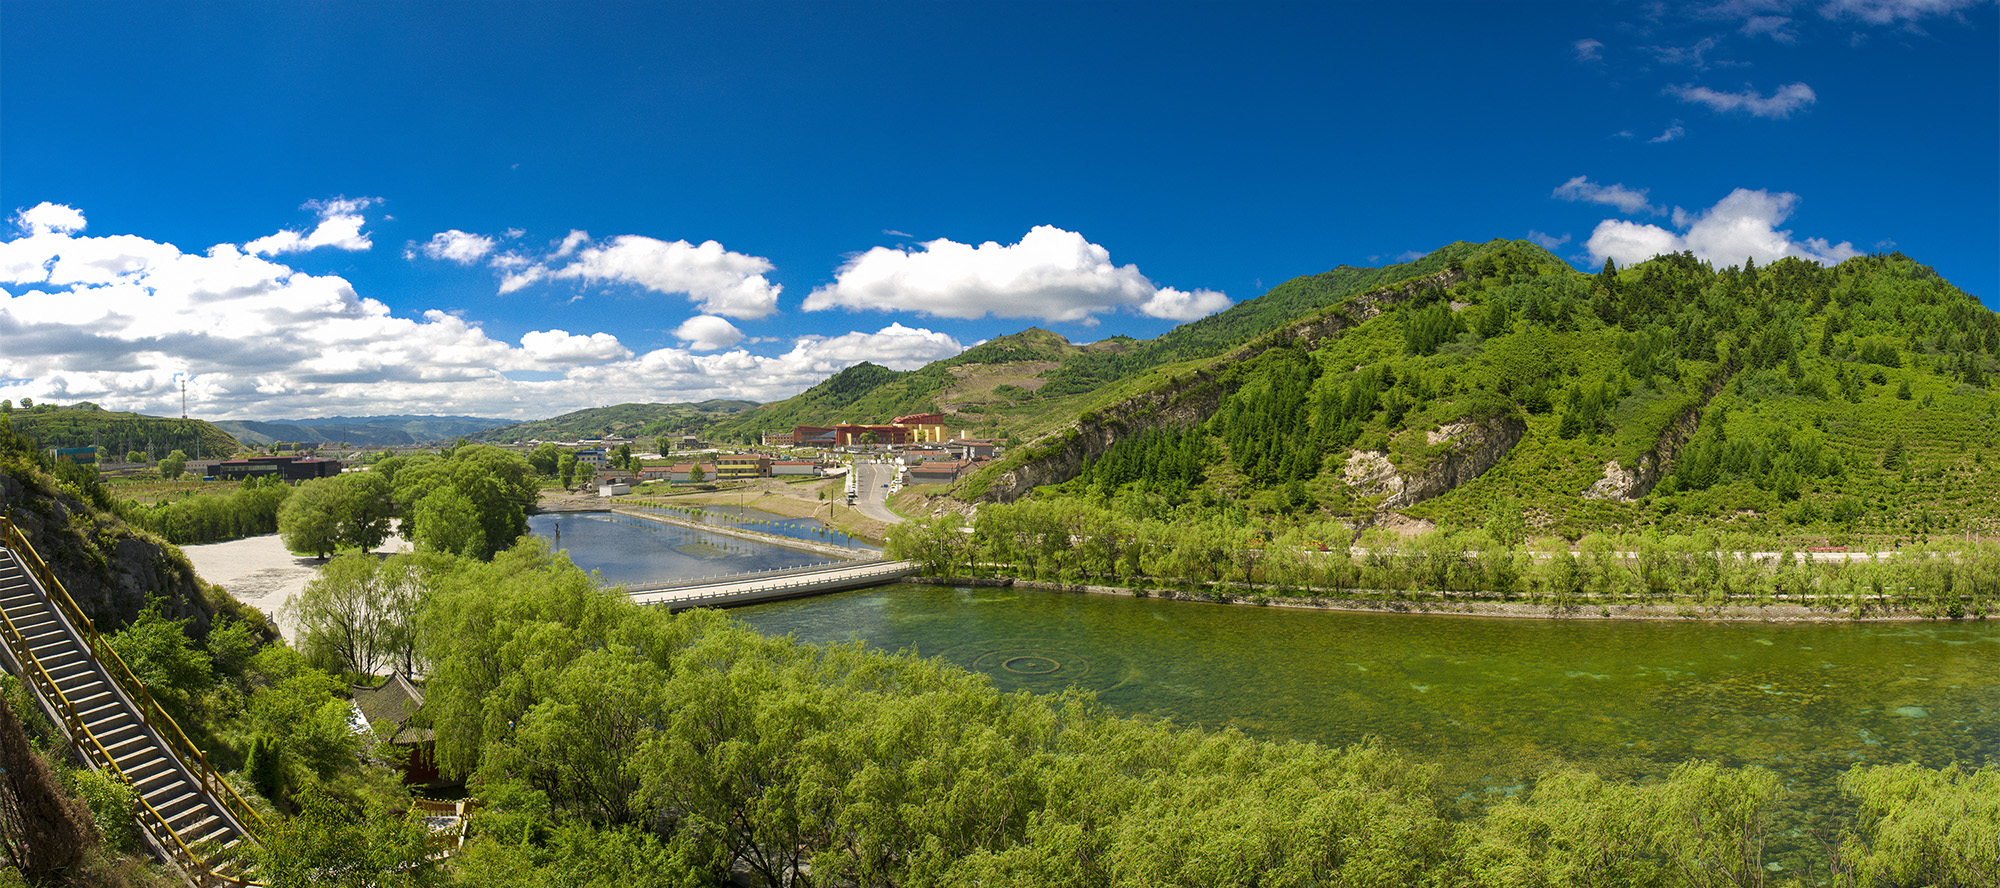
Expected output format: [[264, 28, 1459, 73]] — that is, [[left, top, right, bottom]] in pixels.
[[734, 584, 2000, 799]]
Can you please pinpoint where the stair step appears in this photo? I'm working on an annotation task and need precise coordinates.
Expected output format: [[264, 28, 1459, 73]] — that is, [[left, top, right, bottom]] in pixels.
[[128, 764, 181, 797], [111, 743, 166, 773], [146, 789, 200, 820], [165, 803, 213, 834]]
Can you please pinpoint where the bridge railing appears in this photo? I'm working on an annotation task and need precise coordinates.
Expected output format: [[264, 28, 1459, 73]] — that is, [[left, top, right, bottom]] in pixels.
[[631, 561, 915, 606], [624, 558, 866, 592]]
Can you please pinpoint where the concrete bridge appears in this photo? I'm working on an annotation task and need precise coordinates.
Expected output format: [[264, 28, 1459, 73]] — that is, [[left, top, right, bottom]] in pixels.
[[627, 559, 918, 609]]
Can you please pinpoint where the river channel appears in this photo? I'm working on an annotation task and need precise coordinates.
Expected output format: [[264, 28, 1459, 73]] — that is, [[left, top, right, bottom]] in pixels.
[[538, 515, 1998, 841]]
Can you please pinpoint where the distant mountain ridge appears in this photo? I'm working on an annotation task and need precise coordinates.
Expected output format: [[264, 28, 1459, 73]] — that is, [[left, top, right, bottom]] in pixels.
[[215, 414, 511, 447], [480, 400, 760, 444]]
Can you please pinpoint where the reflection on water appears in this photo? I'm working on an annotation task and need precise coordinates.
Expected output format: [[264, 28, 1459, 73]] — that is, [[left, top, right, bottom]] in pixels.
[[736, 585, 2000, 809], [529, 512, 836, 586], [617, 503, 878, 551]]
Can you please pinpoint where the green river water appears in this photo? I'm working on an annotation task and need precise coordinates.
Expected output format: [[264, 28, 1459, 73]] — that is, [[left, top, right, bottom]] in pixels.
[[735, 584, 1998, 821]]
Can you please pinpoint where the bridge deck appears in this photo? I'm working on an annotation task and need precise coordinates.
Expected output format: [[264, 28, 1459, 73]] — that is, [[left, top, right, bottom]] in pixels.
[[627, 559, 917, 609]]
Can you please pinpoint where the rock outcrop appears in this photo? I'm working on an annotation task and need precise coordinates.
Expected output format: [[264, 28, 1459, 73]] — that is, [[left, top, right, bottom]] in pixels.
[[1343, 415, 1526, 510], [1, 464, 220, 637], [1581, 363, 1736, 502]]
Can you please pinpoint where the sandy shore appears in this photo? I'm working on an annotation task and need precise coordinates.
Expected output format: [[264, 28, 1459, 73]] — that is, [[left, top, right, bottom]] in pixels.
[[179, 533, 410, 639]]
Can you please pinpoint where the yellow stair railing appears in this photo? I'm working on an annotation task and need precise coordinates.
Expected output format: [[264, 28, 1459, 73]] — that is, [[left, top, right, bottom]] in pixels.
[[0, 515, 260, 886]]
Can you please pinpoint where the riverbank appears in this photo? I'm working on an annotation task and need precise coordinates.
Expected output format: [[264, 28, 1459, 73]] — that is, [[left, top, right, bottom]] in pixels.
[[544, 474, 896, 543], [904, 576, 1960, 622]]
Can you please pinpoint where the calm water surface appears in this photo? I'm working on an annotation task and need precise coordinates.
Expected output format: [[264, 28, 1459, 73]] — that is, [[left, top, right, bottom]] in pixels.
[[529, 512, 844, 586], [735, 585, 1999, 802], [544, 519, 1997, 856]]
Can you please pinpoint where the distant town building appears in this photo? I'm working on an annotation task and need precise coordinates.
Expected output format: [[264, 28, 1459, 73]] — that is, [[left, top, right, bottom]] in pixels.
[[214, 455, 344, 482], [762, 431, 796, 447], [909, 459, 974, 485], [50, 446, 97, 464], [666, 463, 719, 483], [715, 454, 771, 479], [792, 423, 912, 448], [893, 412, 949, 444], [770, 460, 820, 476], [949, 439, 998, 460]]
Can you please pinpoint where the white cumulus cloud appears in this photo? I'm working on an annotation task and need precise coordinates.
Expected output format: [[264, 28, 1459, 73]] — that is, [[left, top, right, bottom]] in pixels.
[[505, 235, 782, 320], [517, 329, 632, 365], [1669, 82, 1818, 118], [1585, 188, 1861, 270], [418, 229, 498, 264], [1553, 176, 1664, 215], [673, 315, 745, 352], [12, 202, 87, 236], [803, 225, 1230, 324], [244, 197, 380, 255], [0, 203, 974, 420]]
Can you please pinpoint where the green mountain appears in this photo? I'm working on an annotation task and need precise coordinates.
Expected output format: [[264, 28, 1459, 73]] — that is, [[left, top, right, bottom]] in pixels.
[[0, 402, 239, 460], [709, 327, 1115, 441], [962, 243, 2000, 543], [711, 246, 1549, 447], [480, 400, 759, 444], [215, 414, 511, 447]]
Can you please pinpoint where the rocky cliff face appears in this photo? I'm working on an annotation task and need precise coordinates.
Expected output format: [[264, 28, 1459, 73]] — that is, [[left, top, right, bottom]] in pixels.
[[1342, 415, 1526, 510], [1582, 363, 1736, 502], [978, 366, 1225, 503], [0, 465, 219, 637], [978, 268, 1466, 504]]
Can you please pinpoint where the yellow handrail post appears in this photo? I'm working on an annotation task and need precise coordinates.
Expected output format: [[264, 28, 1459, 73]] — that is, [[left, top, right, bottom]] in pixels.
[[0, 515, 262, 886]]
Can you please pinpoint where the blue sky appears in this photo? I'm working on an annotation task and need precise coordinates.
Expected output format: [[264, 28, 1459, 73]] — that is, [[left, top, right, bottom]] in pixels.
[[3, 1, 1994, 421]]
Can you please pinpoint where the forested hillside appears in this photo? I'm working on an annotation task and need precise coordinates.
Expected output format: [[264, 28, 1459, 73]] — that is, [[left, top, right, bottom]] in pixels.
[[216, 414, 508, 446], [708, 250, 1504, 444], [1, 401, 238, 460], [479, 399, 757, 444], [708, 328, 1108, 440], [959, 244, 2000, 549]]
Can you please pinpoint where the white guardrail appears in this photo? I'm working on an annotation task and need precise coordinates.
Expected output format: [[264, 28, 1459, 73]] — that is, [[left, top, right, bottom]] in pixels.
[[628, 561, 916, 607]]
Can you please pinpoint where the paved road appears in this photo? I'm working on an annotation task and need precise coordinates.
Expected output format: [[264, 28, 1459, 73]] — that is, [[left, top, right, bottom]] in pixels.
[[850, 459, 905, 525]]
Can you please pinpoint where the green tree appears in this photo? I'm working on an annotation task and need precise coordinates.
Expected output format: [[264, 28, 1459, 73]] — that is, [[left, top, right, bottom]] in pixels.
[[614, 442, 632, 469], [289, 551, 437, 676], [388, 447, 534, 559], [406, 485, 486, 558], [527, 442, 561, 477], [656, 435, 672, 455], [558, 452, 577, 488], [125, 449, 145, 464], [107, 604, 214, 726], [1839, 763, 1999, 886], [248, 788, 440, 888], [160, 448, 188, 480], [688, 463, 704, 483], [278, 473, 392, 559]]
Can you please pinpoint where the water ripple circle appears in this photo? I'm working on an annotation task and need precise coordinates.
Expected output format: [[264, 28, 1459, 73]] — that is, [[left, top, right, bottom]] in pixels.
[[936, 637, 1127, 693]]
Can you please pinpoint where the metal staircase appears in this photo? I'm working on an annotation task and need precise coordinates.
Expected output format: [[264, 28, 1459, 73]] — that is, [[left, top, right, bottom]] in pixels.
[[0, 516, 259, 887]]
